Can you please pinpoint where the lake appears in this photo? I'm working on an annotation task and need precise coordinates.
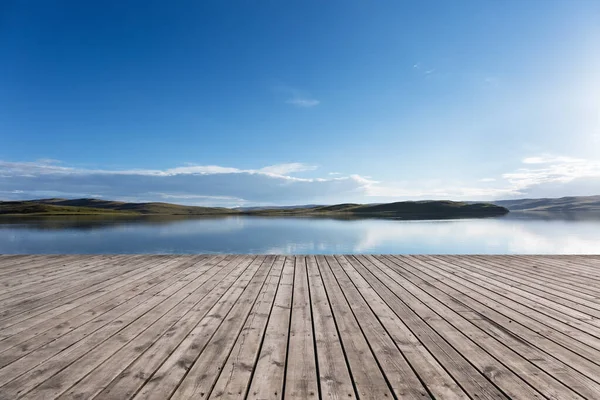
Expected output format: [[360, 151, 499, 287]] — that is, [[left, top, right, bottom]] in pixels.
[[1, 212, 599, 254]]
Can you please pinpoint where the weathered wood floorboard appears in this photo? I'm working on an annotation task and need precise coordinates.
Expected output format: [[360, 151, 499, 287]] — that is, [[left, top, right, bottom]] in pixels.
[[0, 254, 598, 399]]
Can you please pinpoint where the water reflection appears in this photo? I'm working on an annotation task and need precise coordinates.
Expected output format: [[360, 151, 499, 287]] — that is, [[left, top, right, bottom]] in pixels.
[[0, 213, 599, 254]]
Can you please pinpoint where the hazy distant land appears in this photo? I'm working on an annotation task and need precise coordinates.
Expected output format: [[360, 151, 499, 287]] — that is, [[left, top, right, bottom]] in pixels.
[[0, 198, 508, 219], [492, 195, 600, 212]]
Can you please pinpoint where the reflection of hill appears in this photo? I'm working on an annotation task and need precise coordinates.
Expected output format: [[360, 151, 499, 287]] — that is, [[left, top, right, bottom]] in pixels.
[[0, 215, 237, 231], [502, 210, 600, 221]]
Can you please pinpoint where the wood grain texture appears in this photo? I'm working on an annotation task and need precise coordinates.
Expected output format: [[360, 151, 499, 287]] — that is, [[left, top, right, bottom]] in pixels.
[[0, 254, 598, 399]]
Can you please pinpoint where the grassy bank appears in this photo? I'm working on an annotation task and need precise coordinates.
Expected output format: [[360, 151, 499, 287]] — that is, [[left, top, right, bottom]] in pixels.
[[1, 199, 509, 219]]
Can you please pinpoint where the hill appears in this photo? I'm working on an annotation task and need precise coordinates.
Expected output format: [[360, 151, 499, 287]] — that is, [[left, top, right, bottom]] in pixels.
[[242, 200, 508, 219], [493, 195, 600, 212], [0, 201, 137, 216], [0, 198, 508, 219], [0, 199, 236, 216]]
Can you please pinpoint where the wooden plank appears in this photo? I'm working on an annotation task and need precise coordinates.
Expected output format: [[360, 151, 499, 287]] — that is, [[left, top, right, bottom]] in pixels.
[[209, 256, 286, 399], [60, 256, 270, 400], [456, 256, 600, 309], [0, 255, 168, 333], [0, 256, 216, 367], [315, 255, 393, 399], [0, 256, 245, 398], [418, 256, 600, 358], [458, 255, 600, 308], [514, 255, 600, 280], [0, 255, 170, 335], [347, 256, 509, 399], [167, 256, 279, 399], [394, 256, 600, 385], [0, 255, 147, 317], [0, 255, 599, 400], [338, 256, 468, 400], [127, 256, 268, 400], [377, 255, 594, 399], [0, 255, 122, 301], [35, 255, 255, 400], [281, 256, 319, 399], [327, 256, 429, 399], [305, 255, 355, 400], [476, 256, 600, 293], [246, 256, 294, 400], [0, 255, 80, 279], [0, 257, 227, 390], [0, 255, 129, 292], [429, 256, 600, 338]]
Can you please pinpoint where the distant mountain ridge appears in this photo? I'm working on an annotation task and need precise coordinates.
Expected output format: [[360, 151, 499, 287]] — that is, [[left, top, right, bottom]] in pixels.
[[0, 198, 235, 216], [0, 198, 508, 219], [492, 195, 600, 212], [246, 201, 508, 219]]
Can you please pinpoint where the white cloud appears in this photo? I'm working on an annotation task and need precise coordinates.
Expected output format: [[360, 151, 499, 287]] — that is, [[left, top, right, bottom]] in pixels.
[[258, 163, 316, 175], [286, 98, 320, 108], [0, 160, 370, 205], [2, 154, 599, 205], [276, 85, 320, 108], [413, 62, 436, 77], [362, 183, 518, 200], [504, 155, 600, 191], [522, 155, 584, 164], [151, 193, 245, 201]]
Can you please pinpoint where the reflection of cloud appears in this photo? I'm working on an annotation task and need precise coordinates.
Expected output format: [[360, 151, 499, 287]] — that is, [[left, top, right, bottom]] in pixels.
[[2, 216, 599, 254], [150, 217, 247, 236], [350, 218, 600, 254]]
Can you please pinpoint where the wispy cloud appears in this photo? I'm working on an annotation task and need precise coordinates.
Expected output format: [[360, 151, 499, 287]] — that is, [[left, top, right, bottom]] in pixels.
[[258, 162, 317, 175], [286, 98, 320, 108], [412, 62, 436, 77], [503, 155, 600, 191], [276, 86, 320, 108], [345, 154, 600, 201], [521, 155, 584, 165]]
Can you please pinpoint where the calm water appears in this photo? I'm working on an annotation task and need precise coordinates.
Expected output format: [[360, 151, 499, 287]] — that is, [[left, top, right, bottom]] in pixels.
[[1, 213, 599, 254]]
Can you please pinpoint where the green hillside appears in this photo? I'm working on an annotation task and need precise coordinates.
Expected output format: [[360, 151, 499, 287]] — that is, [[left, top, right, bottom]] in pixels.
[[0, 201, 137, 216], [243, 200, 508, 219], [1, 198, 508, 219], [0, 199, 236, 216]]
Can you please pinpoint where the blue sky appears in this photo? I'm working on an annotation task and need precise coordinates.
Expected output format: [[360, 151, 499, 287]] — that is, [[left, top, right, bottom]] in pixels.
[[1, 0, 599, 206]]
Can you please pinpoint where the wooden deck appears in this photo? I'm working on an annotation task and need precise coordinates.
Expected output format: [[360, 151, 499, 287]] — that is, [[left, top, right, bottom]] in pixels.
[[0, 255, 599, 399]]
